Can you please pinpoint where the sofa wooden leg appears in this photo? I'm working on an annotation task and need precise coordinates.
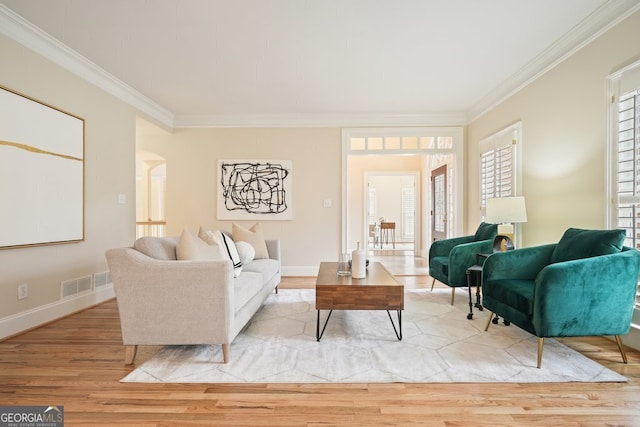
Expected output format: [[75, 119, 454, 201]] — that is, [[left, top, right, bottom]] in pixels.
[[615, 335, 628, 364], [222, 343, 230, 363], [537, 338, 544, 369], [450, 287, 455, 305], [124, 345, 137, 365], [484, 312, 493, 331], [430, 278, 436, 292], [275, 286, 279, 294]]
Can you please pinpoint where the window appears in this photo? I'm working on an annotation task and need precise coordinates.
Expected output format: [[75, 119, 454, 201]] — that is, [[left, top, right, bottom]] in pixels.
[[608, 60, 640, 319], [478, 122, 522, 210], [613, 89, 640, 311]]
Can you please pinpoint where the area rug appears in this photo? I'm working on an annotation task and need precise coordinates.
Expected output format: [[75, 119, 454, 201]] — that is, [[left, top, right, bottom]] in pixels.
[[121, 289, 626, 383]]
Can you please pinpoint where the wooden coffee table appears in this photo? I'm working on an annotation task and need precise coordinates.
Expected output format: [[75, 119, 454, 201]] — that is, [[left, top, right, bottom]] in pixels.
[[315, 261, 404, 341]]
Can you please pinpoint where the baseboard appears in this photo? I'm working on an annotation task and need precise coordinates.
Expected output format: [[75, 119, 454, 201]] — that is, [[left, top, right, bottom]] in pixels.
[[0, 285, 116, 340]]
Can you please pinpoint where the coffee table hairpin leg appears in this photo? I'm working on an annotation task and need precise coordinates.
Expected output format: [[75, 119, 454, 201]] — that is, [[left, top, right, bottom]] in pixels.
[[316, 310, 334, 341], [316, 309, 403, 341]]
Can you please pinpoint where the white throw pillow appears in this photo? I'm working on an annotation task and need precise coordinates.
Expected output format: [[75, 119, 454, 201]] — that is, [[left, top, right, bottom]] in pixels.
[[235, 241, 256, 265], [212, 230, 243, 277], [176, 229, 223, 261], [232, 222, 270, 259]]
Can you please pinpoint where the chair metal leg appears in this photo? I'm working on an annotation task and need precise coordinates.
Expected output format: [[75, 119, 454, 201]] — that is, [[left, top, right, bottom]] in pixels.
[[430, 277, 436, 292], [484, 311, 494, 331], [537, 338, 544, 369], [615, 335, 628, 364], [450, 287, 455, 305]]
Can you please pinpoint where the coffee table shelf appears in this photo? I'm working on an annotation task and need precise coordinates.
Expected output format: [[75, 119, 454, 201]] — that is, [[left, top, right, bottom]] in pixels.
[[315, 261, 404, 341]]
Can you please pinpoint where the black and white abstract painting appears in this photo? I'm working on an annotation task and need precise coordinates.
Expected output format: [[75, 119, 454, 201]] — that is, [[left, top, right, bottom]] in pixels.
[[217, 160, 292, 220]]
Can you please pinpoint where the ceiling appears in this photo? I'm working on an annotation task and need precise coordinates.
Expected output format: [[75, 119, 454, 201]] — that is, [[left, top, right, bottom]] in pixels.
[[1, 0, 639, 128]]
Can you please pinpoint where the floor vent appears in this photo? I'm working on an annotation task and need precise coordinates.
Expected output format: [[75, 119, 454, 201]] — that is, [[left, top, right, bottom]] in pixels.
[[94, 271, 112, 289], [61, 275, 93, 299]]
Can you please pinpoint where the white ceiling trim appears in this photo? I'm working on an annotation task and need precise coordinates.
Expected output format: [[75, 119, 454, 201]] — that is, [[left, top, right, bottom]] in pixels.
[[0, 4, 175, 127], [173, 112, 468, 128], [2, 2, 638, 129], [468, 0, 640, 122]]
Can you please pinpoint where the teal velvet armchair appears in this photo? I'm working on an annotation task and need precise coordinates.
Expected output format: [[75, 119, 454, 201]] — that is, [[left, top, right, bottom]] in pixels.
[[428, 222, 498, 305], [482, 228, 640, 368]]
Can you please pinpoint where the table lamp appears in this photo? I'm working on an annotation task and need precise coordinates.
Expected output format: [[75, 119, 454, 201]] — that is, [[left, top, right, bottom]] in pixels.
[[485, 196, 528, 247]]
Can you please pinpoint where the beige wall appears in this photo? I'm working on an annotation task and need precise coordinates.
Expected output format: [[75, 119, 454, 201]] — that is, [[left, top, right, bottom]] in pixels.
[[0, 34, 137, 321], [467, 10, 640, 246], [136, 126, 342, 271]]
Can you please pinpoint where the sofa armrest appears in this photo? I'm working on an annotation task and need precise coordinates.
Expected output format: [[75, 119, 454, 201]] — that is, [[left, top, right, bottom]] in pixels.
[[532, 248, 640, 337], [266, 239, 281, 262], [105, 247, 235, 345], [428, 235, 475, 262], [483, 244, 556, 283], [447, 239, 496, 286]]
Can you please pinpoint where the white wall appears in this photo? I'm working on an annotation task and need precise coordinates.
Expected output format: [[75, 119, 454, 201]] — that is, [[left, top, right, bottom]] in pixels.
[[0, 34, 137, 336], [467, 10, 640, 245]]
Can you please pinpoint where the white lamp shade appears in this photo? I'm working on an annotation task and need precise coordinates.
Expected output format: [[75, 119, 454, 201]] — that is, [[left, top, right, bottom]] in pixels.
[[485, 196, 528, 224]]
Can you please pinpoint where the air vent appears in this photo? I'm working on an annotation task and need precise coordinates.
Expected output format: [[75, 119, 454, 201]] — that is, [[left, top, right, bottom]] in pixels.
[[60, 275, 93, 299], [93, 271, 111, 288]]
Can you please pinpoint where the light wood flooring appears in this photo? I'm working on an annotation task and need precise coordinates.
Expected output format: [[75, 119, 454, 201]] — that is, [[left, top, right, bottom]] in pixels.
[[1, 255, 640, 426]]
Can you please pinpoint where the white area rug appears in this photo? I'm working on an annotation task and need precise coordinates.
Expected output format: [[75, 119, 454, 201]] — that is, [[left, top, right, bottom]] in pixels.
[[122, 289, 626, 383]]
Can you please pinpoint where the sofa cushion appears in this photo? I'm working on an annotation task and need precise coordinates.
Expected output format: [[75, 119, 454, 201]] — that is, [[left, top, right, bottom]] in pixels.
[[485, 279, 535, 315], [176, 229, 223, 261], [429, 256, 449, 280], [232, 222, 270, 259], [242, 258, 279, 283], [212, 230, 243, 277], [235, 241, 256, 265], [551, 228, 626, 264], [473, 222, 496, 241], [233, 272, 263, 313], [134, 236, 179, 260]]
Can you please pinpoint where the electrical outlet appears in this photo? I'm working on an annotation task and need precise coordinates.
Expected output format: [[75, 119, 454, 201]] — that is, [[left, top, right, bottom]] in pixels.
[[18, 283, 28, 300]]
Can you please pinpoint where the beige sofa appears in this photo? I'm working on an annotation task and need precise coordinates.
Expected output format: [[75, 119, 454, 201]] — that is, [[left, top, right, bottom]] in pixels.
[[105, 235, 281, 364]]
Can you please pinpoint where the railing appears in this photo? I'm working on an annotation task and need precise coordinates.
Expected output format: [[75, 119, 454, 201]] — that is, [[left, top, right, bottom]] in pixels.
[[136, 220, 166, 239]]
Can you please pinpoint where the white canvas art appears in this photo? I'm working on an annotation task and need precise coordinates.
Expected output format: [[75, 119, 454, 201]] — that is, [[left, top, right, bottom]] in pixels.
[[0, 86, 84, 248], [217, 160, 293, 220]]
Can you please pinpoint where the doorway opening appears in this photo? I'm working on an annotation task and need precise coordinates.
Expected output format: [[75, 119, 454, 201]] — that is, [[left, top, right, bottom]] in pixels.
[[135, 150, 166, 238], [366, 172, 418, 256], [342, 127, 464, 259]]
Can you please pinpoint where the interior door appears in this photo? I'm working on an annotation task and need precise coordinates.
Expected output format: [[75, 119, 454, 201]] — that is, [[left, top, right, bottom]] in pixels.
[[431, 165, 447, 241]]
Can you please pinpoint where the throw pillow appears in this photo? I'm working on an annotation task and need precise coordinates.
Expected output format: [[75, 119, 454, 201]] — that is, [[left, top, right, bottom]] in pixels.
[[176, 229, 223, 261], [235, 241, 256, 265], [212, 230, 243, 277], [473, 222, 497, 241], [232, 222, 270, 259], [550, 228, 626, 264], [197, 226, 217, 245]]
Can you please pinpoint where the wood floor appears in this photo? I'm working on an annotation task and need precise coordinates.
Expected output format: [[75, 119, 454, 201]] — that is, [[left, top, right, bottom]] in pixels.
[[2, 274, 640, 426]]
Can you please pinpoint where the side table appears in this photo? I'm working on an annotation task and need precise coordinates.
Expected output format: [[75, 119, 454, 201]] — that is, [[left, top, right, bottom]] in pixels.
[[465, 253, 491, 320]]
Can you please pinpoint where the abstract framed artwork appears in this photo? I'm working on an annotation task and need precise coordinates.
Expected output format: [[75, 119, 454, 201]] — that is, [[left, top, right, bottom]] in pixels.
[[0, 86, 84, 249], [217, 160, 293, 220]]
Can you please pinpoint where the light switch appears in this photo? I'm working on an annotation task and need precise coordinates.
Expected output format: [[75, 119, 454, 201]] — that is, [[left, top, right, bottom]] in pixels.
[[118, 194, 127, 204], [323, 199, 332, 208]]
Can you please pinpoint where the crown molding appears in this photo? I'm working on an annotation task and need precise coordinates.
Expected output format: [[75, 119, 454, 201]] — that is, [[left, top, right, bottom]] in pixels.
[[173, 112, 468, 128], [0, 4, 175, 127], [467, 0, 640, 123], [4, 2, 638, 129]]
